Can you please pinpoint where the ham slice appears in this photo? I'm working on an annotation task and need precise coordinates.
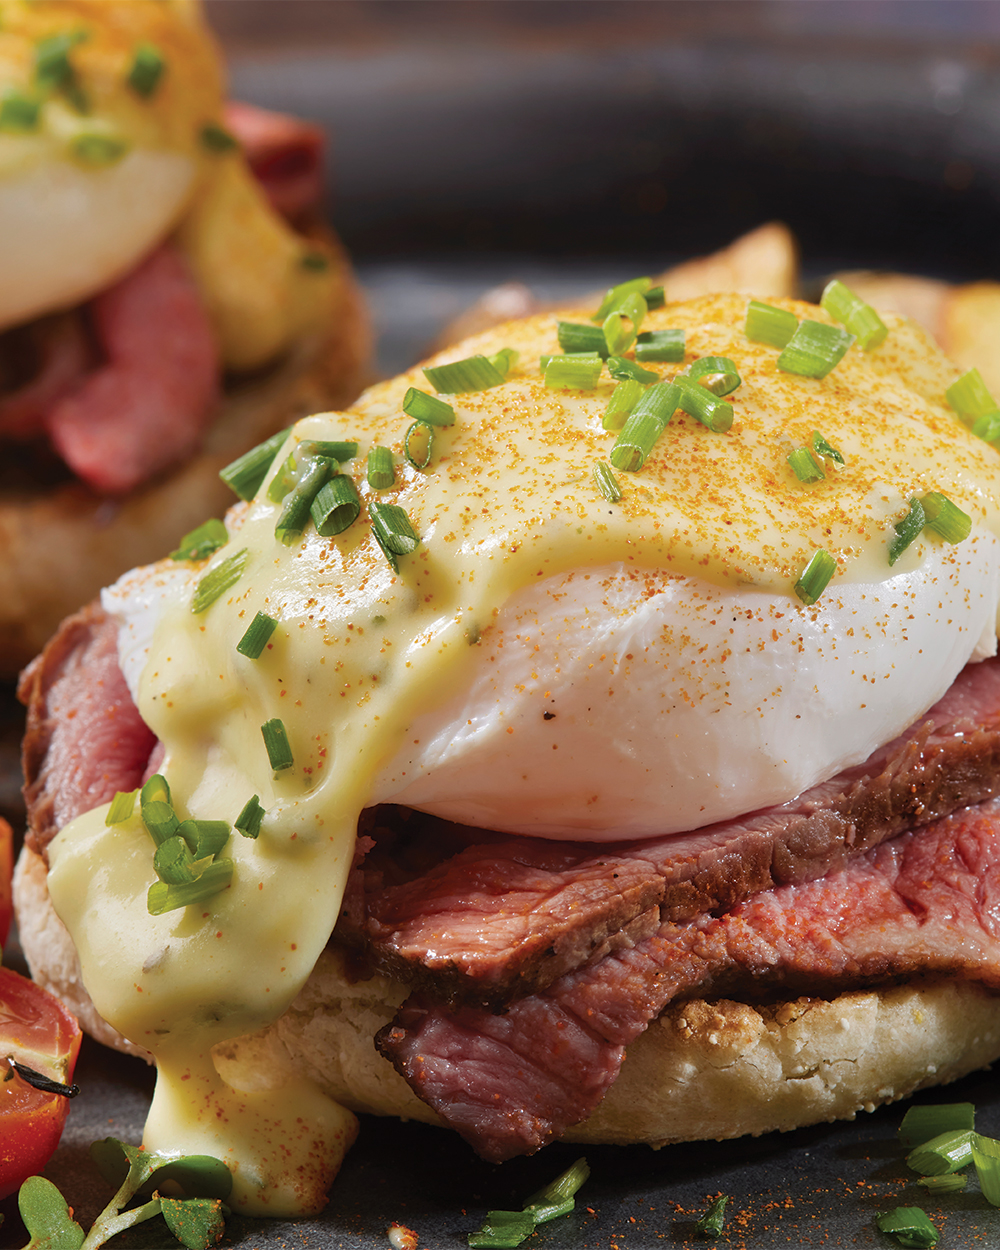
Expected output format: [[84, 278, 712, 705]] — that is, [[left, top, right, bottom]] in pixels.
[[224, 100, 324, 222]]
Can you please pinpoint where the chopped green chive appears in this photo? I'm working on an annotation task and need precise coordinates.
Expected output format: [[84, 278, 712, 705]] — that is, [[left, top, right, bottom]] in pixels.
[[971, 1133, 1000, 1206], [35, 30, 87, 104], [787, 446, 825, 483], [602, 291, 647, 355], [234, 795, 265, 839], [190, 548, 250, 613], [305, 440, 358, 462], [634, 379, 681, 425], [820, 278, 888, 350], [127, 43, 165, 97], [917, 1174, 967, 1194], [141, 774, 170, 807], [369, 500, 420, 572], [261, 718, 293, 771], [946, 368, 996, 424], [523, 1158, 590, 1218], [141, 799, 179, 847], [402, 387, 455, 427], [169, 518, 228, 562], [745, 299, 797, 348], [267, 451, 299, 503], [153, 835, 196, 886], [367, 445, 395, 489], [899, 1103, 975, 1147], [593, 462, 622, 502], [0, 90, 40, 132], [602, 378, 647, 431], [644, 285, 665, 310], [874, 1207, 938, 1248], [423, 355, 505, 393], [611, 411, 666, 472], [593, 276, 652, 322], [219, 427, 291, 500], [176, 819, 230, 861], [558, 322, 608, 357], [404, 421, 433, 468], [300, 249, 329, 271], [607, 355, 658, 384], [544, 352, 603, 390], [468, 1210, 536, 1248], [689, 355, 741, 396], [794, 549, 836, 605], [70, 133, 128, 166], [237, 611, 278, 659], [889, 498, 925, 566], [674, 375, 733, 433], [487, 347, 518, 377], [694, 1195, 729, 1239], [275, 456, 332, 546], [200, 122, 238, 152], [468, 1157, 589, 1248], [634, 328, 685, 362], [972, 411, 1000, 444], [921, 491, 971, 544], [777, 320, 855, 379], [907, 1130, 974, 1176], [147, 859, 233, 916], [105, 789, 138, 826], [311, 473, 361, 536], [811, 430, 845, 466]]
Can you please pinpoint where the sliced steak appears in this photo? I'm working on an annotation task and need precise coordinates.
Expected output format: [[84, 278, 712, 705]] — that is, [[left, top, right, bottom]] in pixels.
[[340, 655, 1000, 1006], [20, 602, 156, 857], [377, 796, 1000, 1162]]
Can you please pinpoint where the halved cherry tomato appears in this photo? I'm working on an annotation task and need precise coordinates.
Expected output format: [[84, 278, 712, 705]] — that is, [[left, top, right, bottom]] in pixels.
[[0, 818, 13, 947], [0, 966, 82, 1199]]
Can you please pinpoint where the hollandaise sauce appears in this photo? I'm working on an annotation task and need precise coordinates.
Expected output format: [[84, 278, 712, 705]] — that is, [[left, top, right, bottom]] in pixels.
[[45, 293, 1000, 1214]]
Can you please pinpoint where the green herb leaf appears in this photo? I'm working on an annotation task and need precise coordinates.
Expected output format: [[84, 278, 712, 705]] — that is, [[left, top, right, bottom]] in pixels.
[[159, 1197, 228, 1250], [695, 1194, 729, 1238], [17, 1176, 85, 1250]]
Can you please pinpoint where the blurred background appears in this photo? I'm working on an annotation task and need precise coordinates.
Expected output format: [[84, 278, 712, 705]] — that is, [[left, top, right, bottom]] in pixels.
[[203, 0, 1000, 373]]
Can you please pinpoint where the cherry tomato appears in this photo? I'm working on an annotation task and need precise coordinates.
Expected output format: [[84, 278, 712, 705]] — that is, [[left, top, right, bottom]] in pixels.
[[0, 966, 82, 1199], [0, 818, 13, 947]]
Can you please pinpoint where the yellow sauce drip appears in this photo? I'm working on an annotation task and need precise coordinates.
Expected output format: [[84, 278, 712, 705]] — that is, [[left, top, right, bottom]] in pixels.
[[46, 293, 1000, 1213]]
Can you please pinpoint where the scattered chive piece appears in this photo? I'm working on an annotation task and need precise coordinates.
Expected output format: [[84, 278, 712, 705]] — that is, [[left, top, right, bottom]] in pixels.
[[200, 121, 238, 152], [674, 375, 733, 433], [921, 491, 972, 544], [593, 462, 622, 502], [695, 1195, 729, 1239], [312, 473, 361, 536], [917, 1174, 967, 1194], [299, 249, 329, 271], [237, 611, 278, 659], [305, 440, 358, 462], [603, 291, 647, 355], [402, 387, 456, 427], [634, 379, 681, 425], [607, 355, 658, 383], [745, 299, 797, 348], [889, 497, 925, 566], [367, 445, 395, 489], [153, 836, 196, 886], [147, 859, 233, 916], [635, 328, 685, 362], [170, 518, 228, 562], [234, 795, 265, 839], [468, 1157, 588, 1248], [487, 347, 518, 377], [544, 352, 603, 390], [467, 1211, 536, 1248], [644, 285, 665, 309], [523, 1158, 590, 1219], [0, 90, 40, 132], [820, 278, 888, 349], [777, 320, 855, 379], [35, 30, 87, 99], [141, 799, 179, 847], [267, 451, 299, 503], [70, 133, 128, 166], [423, 355, 505, 393], [176, 819, 230, 861], [971, 1133, 1000, 1205], [811, 430, 845, 465], [369, 500, 420, 572], [689, 355, 741, 396], [105, 789, 138, 826], [261, 719, 293, 771], [907, 1130, 974, 1176], [220, 426, 291, 500], [794, 549, 836, 605], [787, 446, 825, 483], [602, 378, 647, 431], [275, 457, 332, 545], [972, 410, 1000, 444], [127, 42, 165, 97], [404, 421, 434, 468], [594, 276, 652, 322], [875, 1207, 939, 1248], [558, 322, 608, 357], [611, 411, 666, 472], [946, 367, 996, 424], [190, 548, 250, 613], [900, 1104, 976, 1147], [141, 774, 170, 807]]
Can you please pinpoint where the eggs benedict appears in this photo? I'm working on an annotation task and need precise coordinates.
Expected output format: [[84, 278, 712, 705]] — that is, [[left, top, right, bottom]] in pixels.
[[15, 288, 1000, 1217], [0, 0, 369, 673]]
